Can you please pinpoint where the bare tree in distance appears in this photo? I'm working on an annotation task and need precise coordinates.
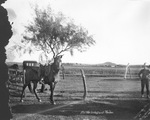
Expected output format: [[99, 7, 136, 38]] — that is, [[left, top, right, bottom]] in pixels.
[[11, 5, 95, 59]]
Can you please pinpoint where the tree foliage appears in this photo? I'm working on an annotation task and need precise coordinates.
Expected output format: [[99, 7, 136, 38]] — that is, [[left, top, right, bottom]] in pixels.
[[16, 5, 95, 58]]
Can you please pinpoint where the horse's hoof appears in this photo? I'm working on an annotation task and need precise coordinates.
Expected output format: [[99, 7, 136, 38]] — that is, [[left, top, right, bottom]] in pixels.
[[20, 99, 24, 102], [51, 101, 56, 105], [38, 99, 42, 102], [52, 102, 56, 105]]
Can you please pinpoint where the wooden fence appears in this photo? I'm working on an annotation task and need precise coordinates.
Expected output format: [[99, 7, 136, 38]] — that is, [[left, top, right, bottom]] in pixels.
[[7, 69, 24, 96]]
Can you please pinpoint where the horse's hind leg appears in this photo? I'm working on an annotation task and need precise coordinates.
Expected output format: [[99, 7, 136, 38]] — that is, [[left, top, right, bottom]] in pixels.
[[20, 84, 27, 102], [33, 82, 41, 102], [28, 82, 33, 93]]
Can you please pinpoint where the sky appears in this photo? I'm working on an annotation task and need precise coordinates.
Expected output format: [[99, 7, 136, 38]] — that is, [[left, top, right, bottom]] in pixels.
[[2, 0, 150, 65]]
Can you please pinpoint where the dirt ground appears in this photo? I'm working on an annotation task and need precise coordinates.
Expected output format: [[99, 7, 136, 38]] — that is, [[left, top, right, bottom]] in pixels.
[[9, 76, 150, 120]]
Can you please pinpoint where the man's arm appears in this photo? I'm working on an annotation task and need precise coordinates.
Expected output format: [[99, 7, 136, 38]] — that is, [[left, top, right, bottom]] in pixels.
[[147, 70, 150, 79], [138, 70, 142, 79]]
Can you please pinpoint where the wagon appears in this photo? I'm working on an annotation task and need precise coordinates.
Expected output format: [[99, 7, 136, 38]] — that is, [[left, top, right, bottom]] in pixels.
[[22, 60, 39, 84]]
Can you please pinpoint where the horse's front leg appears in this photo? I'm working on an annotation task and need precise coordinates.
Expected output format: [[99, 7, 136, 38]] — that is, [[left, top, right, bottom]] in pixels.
[[33, 81, 41, 102], [49, 82, 55, 105], [52, 82, 57, 91]]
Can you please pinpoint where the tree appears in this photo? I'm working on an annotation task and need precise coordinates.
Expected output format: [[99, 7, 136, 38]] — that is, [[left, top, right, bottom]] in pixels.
[[14, 5, 95, 59], [6, 47, 16, 62]]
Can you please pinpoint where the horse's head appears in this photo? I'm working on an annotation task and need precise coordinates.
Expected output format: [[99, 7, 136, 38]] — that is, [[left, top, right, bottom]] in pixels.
[[52, 55, 63, 73]]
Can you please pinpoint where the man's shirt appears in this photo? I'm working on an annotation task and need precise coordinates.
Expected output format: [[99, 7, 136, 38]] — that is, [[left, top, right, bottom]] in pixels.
[[139, 69, 150, 79]]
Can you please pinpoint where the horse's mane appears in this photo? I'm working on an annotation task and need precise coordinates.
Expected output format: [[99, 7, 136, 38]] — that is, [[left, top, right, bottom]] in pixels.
[[45, 64, 51, 76]]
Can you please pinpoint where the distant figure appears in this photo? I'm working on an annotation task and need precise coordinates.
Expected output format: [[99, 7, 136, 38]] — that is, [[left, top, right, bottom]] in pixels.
[[138, 63, 150, 98]]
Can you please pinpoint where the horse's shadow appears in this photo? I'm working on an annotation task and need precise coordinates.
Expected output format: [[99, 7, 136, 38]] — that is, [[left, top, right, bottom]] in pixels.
[[11, 97, 83, 114], [12, 103, 55, 114]]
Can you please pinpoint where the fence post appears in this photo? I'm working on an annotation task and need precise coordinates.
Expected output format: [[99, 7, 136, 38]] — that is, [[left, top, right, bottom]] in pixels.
[[124, 63, 132, 79], [80, 69, 88, 99], [124, 63, 129, 79], [62, 65, 65, 79], [129, 67, 131, 79]]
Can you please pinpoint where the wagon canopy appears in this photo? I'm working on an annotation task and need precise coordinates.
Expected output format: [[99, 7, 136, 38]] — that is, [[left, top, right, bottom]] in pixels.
[[23, 61, 39, 70]]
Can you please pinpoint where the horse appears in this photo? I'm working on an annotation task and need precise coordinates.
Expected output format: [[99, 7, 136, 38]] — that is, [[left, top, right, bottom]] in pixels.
[[20, 55, 63, 104]]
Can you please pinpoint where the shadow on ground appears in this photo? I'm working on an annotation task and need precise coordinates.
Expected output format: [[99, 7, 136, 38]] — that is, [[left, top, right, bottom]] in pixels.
[[11, 98, 150, 120]]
